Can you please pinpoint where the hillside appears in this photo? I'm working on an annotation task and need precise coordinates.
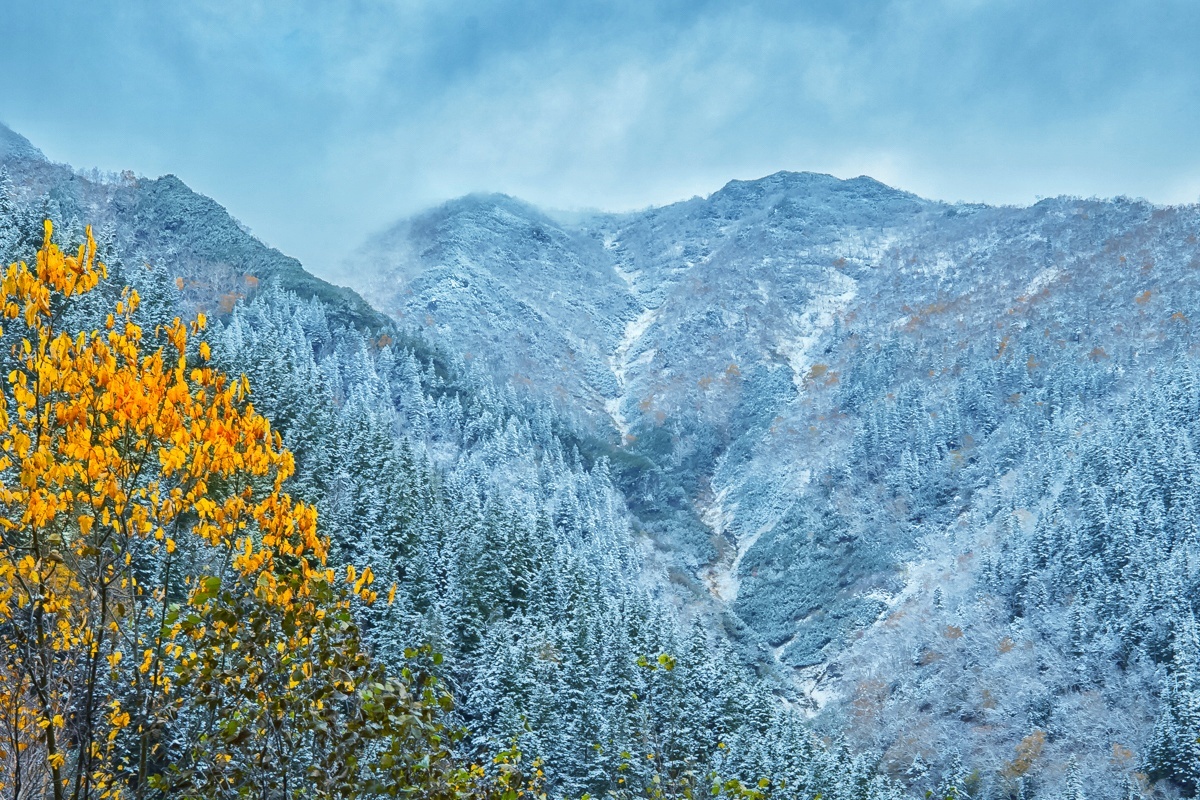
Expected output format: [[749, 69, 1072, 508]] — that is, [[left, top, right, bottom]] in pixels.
[[352, 172, 1200, 796], [4, 119, 1199, 798], [0, 125, 898, 800], [0, 121, 388, 331]]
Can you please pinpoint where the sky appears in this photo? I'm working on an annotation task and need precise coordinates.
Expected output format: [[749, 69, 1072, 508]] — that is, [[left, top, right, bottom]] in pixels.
[[2, 0, 1200, 281]]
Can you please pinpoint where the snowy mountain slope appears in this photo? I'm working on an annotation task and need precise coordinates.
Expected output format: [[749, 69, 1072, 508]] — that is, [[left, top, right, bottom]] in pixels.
[[0, 122, 46, 162], [1, 125, 895, 800], [352, 172, 1200, 795], [0, 122, 387, 331], [354, 194, 642, 417], [9, 109, 1200, 796]]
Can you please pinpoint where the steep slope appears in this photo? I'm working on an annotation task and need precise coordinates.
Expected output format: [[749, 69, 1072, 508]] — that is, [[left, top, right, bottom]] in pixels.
[[352, 171, 943, 583], [0, 122, 46, 162], [352, 193, 642, 417]]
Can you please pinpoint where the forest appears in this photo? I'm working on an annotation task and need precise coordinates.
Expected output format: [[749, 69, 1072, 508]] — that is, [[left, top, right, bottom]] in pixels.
[[0, 125, 1199, 800]]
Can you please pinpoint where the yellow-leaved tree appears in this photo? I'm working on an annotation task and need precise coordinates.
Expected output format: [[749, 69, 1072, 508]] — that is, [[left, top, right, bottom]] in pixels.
[[0, 223, 533, 800]]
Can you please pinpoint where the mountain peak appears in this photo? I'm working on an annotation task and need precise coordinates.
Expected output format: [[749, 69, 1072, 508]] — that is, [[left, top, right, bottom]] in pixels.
[[440, 192, 546, 221], [716, 170, 923, 202], [699, 170, 930, 228], [0, 122, 48, 163]]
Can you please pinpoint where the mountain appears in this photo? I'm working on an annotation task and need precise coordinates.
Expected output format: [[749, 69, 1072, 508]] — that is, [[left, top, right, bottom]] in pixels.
[[0, 121, 46, 162], [1, 126, 901, 800], [357, 192, 639, 414], [0, 121, 387, 331], [6, 116, 1200, 797], [352, 172, 1200, 795]]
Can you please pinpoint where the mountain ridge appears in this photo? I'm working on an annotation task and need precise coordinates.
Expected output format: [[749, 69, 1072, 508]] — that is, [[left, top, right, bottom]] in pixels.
[[0, 122, 388, 332], [0, 121, 47, 162], [348, 170, 1200, 791]]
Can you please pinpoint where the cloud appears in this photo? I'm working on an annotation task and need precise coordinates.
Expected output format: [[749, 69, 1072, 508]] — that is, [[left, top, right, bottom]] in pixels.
[[1, 0, 1199, 278]]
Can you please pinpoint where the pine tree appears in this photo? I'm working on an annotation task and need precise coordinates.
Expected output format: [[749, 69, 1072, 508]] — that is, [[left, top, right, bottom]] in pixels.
[[1146, 617, 1200, 795]]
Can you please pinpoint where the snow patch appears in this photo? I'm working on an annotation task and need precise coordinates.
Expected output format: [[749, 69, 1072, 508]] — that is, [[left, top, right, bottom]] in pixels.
[[1023, 267, 1061, 297], [794, 664, 837, 716], [613, 261, 639, 294], [697, 487, 742, 601], [711, 519, 771, 602], [700, 465, 813, 602], [773, 270, 857, 388], [607, 306, 658, 440], [700, 487, 735, 538]]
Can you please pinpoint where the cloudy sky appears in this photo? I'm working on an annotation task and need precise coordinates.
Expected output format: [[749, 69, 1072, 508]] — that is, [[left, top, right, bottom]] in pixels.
[[2, 0, 1199, 280]]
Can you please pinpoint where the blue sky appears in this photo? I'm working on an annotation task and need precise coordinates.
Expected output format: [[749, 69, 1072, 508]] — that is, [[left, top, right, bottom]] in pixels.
[[2, 0, 1199, 279]]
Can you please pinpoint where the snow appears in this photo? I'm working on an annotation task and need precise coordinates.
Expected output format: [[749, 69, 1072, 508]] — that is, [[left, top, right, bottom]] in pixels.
[[0, 123, 47, 162], [605, 253, 659, 440], [611, 259, 640, 295], [705, 518, 770, 602], [1023, 266, 1061, 297], [773, 269, 858, 388], [794, 664, 837, 716], [700, 469, 811, 602], [697, 486, 742, 601], [606, 307, 658, 440]]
